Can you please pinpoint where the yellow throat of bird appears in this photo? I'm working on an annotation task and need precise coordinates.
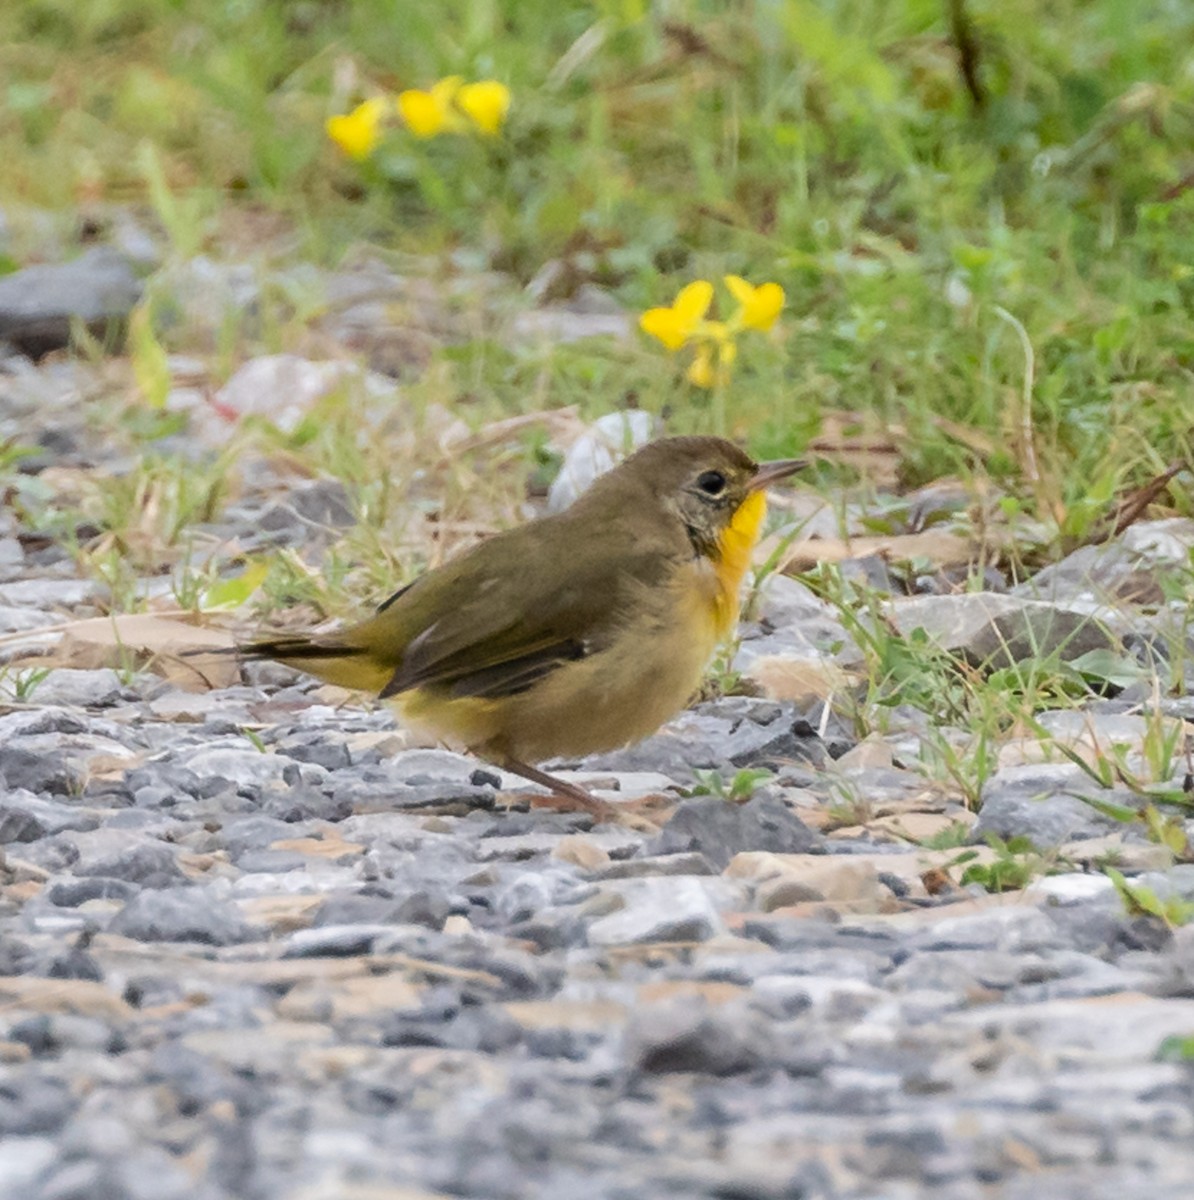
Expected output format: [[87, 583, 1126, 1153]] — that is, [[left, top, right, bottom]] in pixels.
[[709, 489, 768, 638]]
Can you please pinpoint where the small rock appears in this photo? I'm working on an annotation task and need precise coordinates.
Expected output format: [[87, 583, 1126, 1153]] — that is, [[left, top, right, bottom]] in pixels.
[[0, 606, 60, 634], [0, 746, 83, 796], [0, 791, 101, 842], [0, 1135, 56, 1195], [888, 592, 1121, 667], [624, 998, 770, 1074], [587, 877, 728, 946], [551, 835, 611, 871], [649, 793, 822, 870], [173, 745, 325, 790], [0, 247, 141, 358], [73, 836, 184, 885], [214, 354, 387, 435], [974, 763, 1136, 846], [591, 851, 717, 879], [547, 411, 655, 512], [1021, 519, 1194, 605], [13, 668, 127, 708], [109, 888, 255, 945]]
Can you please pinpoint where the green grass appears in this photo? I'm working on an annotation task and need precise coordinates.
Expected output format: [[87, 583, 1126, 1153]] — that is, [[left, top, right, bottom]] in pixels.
[[4, 1, 1194, 761], [5, 2, 1194, 497]]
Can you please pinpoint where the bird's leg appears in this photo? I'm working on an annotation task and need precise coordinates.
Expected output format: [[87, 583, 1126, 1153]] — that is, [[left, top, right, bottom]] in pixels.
[[492, 756, 619, 818]]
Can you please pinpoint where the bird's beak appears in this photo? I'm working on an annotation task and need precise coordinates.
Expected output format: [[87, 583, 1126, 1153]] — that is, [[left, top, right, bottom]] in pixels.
[[749, 458, 807, 492]]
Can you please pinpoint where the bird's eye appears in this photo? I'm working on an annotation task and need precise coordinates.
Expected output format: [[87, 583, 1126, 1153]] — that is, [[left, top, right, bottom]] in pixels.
[[696, 470, 727, 496]]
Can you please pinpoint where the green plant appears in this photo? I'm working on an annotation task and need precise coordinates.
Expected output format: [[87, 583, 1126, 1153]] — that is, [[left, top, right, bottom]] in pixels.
[[918, 820, 976, 850], [1105, 867, 1194, 928], [1156, 1035, 1194, 1062], [688, 767, 775, 803], [2, 666, 52, 702], [948, 834, 1056, 893]]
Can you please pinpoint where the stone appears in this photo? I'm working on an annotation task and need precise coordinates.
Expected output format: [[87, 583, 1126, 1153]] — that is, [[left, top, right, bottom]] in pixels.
[[550, 836, 611, 871], [214, 354, 388, 435], [974, 763, 1136, 846], [728, 852, 889, 912], [0, 247, 141, 358], [0, 975, 130, 1020], [590, 851, 717, 879], [0, 579, 105, 609], [0, 606, 60, 634], [46, 878, 140, 908], [649, 793, 822, 870], [1020, 519, 1194, 605], [0, 1136, 56, 1195], [887, 592, 1121, 667], [172, 745, 326, 790], [546, 411, 655, 512], [108, 888, 256, 945], [72, 837, 184, 885], [623, 998, 770, 1074], [14, 668, 127, 708], [586, 877, 729, 946], [0, 746, 82, 796], [0, 791, 101, 842], [282, 924, 395, 958]]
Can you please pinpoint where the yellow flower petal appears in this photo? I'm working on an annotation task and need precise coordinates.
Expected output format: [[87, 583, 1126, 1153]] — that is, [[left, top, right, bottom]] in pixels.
[[724, 275, 785, 331], [723, 275, 754, 308], [397, 88, 447, 138], [686, 344, 716, 388], [640, 307, 690, 351], [458, 80, 511, 135], [432, 76, 464, 106], [325, 97, 389, 160], [673, 280, 715, 326]]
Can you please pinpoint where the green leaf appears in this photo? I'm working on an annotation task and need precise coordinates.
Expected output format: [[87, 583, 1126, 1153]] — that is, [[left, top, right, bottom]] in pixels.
[[1067, 648, 1151, 690], [129, 303, 170, 410], [201, 561, 270, 611], [1156, 1035, 1194, 1062]]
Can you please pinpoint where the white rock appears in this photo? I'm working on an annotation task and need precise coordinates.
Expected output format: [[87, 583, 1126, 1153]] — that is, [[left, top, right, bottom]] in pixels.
[[172, 745, 328, 789], [12, 667, 127, 708], [0, 578, 105, 608], [0, 1137, 57, 1194], [587, 876, 740, 946], [0, 605, 60, 633], [1027, 874, 1117, 904], [547, 411, 655, 512]]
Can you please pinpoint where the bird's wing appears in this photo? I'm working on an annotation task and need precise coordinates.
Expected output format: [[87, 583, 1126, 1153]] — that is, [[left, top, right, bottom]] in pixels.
[[356, 520, 678, 702]]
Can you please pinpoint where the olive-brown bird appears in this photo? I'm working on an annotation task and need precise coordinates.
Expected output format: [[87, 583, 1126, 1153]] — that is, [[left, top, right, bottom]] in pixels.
[[240, 436, 804, 809]]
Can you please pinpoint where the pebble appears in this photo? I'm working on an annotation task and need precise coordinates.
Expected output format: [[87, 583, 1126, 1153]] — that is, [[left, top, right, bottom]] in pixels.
[[974, 762, 1136, 845], [648, 792, 822, 868], [108, 888, 257, 945], [0, 246, 141, 358], [586, 877, 733, 945]]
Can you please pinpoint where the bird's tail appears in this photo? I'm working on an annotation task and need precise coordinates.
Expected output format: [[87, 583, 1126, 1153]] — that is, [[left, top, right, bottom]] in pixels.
[[237, 634, 394, 694]]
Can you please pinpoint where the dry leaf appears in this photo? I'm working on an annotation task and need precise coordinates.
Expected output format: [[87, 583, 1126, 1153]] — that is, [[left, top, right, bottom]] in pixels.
[[773, 530, 977, 573]]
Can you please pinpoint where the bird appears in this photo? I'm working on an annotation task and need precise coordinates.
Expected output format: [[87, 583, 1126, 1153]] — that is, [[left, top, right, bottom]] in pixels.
[[237, 435, 805, 812]]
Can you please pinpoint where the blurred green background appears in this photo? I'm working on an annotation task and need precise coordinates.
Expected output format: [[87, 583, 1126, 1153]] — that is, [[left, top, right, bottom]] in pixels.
[[3, 0, 1193, 536]]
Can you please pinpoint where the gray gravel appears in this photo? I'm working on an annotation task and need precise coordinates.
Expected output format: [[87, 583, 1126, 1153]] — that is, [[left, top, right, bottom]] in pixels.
[[3, 668, 1193, 1200]]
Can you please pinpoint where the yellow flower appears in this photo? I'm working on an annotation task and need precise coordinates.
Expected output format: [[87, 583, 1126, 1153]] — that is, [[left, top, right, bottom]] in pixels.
[[457, 80, 511, 135], [686, 344, 716, 389], [397, 76, 466, 138], [723, 275, 785, 331], [325, 97, 390, 160], [639, 280, 714, 351], [685, 330, 737, 389]]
